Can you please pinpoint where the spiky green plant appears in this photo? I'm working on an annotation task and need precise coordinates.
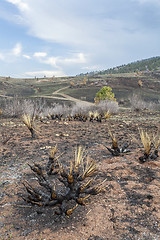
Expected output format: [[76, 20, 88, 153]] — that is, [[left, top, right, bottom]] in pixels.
[[22, 146, 103, 216]]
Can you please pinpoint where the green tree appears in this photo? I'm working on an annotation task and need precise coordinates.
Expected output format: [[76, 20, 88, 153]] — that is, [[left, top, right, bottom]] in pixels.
[[94, 86, 116, 104]]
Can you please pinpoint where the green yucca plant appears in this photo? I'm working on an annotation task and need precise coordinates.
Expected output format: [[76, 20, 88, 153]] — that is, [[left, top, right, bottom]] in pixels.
[[22, 113, 36, 138], [23, 146, 104, 216]]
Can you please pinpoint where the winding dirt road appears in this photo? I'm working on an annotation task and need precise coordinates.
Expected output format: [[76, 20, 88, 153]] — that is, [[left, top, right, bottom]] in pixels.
[[40, 86, 95, 106]]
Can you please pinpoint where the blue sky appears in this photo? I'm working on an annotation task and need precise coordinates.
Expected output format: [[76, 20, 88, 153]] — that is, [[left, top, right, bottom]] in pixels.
[[0, 0, 160, 77]]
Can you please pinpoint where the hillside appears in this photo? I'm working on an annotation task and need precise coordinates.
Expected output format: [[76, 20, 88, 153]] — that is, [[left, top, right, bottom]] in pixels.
[[96, 56, 160, 75], [0, 70, 160, 110]]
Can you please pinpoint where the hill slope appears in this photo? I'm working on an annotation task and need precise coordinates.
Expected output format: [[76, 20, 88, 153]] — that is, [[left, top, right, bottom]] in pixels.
[[0, 62, 160, 108], [97, 56, 160, 75]]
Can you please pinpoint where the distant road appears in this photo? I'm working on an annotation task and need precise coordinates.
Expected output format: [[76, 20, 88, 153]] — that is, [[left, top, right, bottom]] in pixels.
[[52, 86, 94, 106], [0, 85, 94, 106], [52, 86, 69, 94], [34, 86, 94, 106]]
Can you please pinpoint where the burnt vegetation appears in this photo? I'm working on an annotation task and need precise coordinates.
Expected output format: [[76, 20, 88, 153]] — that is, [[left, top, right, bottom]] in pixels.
[[0, 68, 160, 239], [138, 129, 160, 163], [22, 146, 104, 216], [106, 130, 131, 156], [22, 113, 37, 139]]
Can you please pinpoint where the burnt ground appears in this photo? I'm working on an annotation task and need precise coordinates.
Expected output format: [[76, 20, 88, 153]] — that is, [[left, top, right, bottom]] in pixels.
[[0, 110, 160, 240]]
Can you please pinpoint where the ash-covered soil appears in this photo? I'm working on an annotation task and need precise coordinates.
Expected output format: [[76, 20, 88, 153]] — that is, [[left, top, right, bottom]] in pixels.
[[0, 110, 160, 240]]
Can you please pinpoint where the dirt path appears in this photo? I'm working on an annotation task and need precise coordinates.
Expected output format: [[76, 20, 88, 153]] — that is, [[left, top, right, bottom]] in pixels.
[[35, 86, 95, 106], [52, 86, 94, 105], [52, 86, 69, 94]]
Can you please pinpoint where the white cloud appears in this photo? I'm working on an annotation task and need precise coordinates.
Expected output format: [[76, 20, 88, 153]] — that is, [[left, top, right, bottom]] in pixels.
[[23, 54, 31, 59], [43, 57, 57, 68], [12, 43, 22, 56], [33, 52, 47, 58], [2, 0, 160, 77], [82, 65, 102, 71], [5, 0, 107, 47], [0, 43, 22, 62], [5, 1, 160, 53], [61, 53, 87, 64], [0, 53, 4, 60], [6, 0, 29, 11], [25, 70, 65, 78], [34, 52, 87, 71]]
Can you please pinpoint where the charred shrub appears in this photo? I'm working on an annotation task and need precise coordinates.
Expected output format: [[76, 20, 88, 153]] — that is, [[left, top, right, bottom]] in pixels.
[[22, 146, 104, 216], [138, 129, 160, 163], [106, 130, 130, 156]]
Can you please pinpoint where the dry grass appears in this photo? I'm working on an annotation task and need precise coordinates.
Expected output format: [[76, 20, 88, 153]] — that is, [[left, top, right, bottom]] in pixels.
[[22, 114, 34, 130], [109, 130, 118, 149], [139, 129, 151, 156], [138, 79, 143, 87], [49, 144, 58, 159], [152, 132, 160, 150], [104, 111, 111, 120], [93, 111, 99, 119], [22, 114, 37, 138]]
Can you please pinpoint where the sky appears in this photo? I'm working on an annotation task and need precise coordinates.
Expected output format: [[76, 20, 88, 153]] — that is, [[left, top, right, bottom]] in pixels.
[[0, 0, 160, 78]]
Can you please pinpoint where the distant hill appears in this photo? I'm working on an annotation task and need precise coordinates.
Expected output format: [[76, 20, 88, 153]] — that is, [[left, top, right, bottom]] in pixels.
[[0, 58, 160, 108], [94, 56, 160, 75]]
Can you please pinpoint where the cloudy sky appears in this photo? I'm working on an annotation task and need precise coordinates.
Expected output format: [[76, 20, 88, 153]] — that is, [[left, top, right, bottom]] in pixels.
[[0, 0, 160, 77]]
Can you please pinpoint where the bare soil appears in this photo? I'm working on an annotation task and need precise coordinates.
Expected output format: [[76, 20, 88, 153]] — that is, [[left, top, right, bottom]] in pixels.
[[0, 110, 160, 240]]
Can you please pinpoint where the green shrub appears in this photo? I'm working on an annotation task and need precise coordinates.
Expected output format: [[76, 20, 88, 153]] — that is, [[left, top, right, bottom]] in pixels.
[[94, 86, 116, 104]]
